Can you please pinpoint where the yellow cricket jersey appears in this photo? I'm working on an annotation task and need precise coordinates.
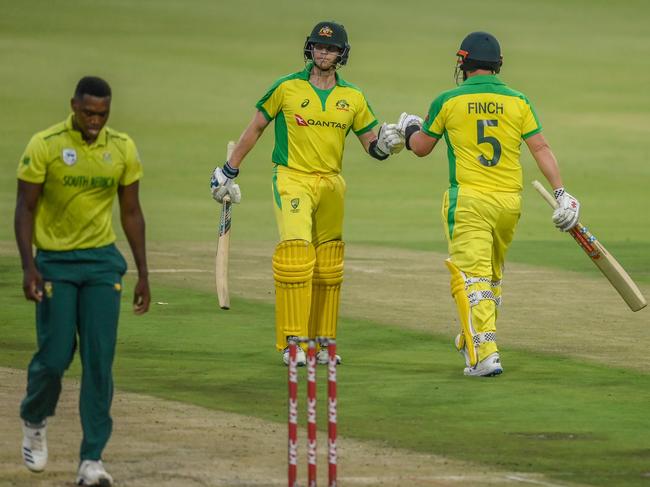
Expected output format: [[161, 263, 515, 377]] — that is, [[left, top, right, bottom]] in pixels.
[[17, 114, 143, 251], [256, 63, 377, 174], [422, 75, 541, 193]]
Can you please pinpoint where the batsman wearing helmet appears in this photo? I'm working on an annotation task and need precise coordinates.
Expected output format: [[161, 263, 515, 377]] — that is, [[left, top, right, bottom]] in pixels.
[[210, 21, 403, 366], [395, 32, 581, 376]]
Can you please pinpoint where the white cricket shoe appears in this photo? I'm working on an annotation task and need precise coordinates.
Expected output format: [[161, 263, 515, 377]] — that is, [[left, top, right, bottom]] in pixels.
[[22, 420, 47, 472], [316, 347, 341, 365], [76, 460, 113, 486], [464, 352, 503, 377], [283, 345, 306, 367]]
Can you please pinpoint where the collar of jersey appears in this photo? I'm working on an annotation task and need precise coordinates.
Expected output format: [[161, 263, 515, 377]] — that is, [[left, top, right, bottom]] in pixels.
[[301, 62, 345, 86], [65, 114, 109, 147], [462, 74, 504, 86]]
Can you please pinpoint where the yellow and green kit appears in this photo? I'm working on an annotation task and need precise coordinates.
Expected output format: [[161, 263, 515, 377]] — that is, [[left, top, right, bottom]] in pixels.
[[17, 114, 142, 460], [422, 74, 541, 363], [257, 63, 376, 350]]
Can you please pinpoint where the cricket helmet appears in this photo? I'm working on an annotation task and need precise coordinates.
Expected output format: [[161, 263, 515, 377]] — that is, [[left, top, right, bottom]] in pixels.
[[304, 21, 350, 66], [456, 31, 502, 73]]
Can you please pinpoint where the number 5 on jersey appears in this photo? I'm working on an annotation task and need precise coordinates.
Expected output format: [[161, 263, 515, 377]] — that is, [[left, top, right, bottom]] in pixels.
[[477, 119, 501, 167]]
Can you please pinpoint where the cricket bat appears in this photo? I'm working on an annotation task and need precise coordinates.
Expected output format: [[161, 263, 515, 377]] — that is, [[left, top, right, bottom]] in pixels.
[[215, 141, 236, 309], [532, 180, 646, 312]]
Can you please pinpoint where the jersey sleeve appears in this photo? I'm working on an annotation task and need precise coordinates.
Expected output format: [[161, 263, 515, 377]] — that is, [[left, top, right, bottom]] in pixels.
[[255, 80, 285, 122], [352, 93, 378, 135], [17, 135, 49, 183], [119, 136, 143, 186], [521, 98, 542, 139], [422, 94, 446, 138]]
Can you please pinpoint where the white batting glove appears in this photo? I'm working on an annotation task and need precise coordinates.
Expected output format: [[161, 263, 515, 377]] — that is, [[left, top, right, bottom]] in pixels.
[[210, 165, 242, 204], [552, 188, 579, 231], [377, 123, 405, 155], [395, 112, 423, 138]]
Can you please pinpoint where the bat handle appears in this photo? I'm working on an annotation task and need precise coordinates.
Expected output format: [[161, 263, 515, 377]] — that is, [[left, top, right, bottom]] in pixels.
[[532, 180, 559, 209]]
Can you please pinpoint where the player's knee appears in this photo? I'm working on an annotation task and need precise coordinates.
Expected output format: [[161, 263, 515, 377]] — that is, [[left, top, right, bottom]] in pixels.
[[273, 239, 316, 285], [314, 240, 344, 285]]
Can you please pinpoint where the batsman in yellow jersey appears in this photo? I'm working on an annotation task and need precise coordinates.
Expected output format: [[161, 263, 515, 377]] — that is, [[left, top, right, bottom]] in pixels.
[[395, 32, 582, 376], [210, 21, 404, 366]]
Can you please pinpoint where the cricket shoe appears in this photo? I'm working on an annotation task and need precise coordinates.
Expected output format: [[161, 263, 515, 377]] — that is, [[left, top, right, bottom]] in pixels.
[[283, 345, 306, 367], [22, 420, 47, 472], [464, 352, 503, 377], [76, 460, 113, 486], [316, 346, 341, 365]]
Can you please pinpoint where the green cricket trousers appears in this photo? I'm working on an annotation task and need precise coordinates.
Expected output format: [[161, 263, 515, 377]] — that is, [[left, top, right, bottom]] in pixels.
[[20, 244, 127, 461]]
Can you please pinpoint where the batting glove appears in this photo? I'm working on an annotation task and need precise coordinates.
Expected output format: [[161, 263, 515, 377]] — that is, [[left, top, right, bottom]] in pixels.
[[395, 112, 423, 138], [552, 188, 580, 231], [377, 123, 405, 155], [210, 163, 242, 204]]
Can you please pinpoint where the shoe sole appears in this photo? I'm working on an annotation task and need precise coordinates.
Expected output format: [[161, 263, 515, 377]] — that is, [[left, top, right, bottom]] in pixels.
[[464, 367, 503, 377], [77, 479, 112, 486]]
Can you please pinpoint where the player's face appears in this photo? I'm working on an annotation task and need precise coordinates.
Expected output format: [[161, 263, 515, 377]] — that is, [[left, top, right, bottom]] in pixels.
[[312, 43, 341, 70], [71, 94, 111, 143]]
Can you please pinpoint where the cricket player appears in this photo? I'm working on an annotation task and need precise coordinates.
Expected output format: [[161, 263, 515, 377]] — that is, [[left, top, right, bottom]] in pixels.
[[210, 21, 404, 366], [15, 76, 150, 485], [395, 32, 580, 376]]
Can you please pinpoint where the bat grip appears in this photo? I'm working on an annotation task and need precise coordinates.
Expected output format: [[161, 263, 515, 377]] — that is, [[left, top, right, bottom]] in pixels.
[[532, 180, 559, 209]]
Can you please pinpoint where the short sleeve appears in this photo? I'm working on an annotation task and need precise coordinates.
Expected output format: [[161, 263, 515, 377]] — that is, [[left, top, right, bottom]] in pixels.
[[521, 99, 542, 139], [256, 81, 285, 122], [422, 94, 446, 139], [352, 94, 378, 136], [17, 135, 49, 183], [119, 136, 143, 186]]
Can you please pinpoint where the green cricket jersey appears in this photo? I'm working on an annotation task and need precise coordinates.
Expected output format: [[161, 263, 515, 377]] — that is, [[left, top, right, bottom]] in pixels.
[[17, 114, 143, 251], [256, 63, 377, 174], [422, 75, 541, 193]]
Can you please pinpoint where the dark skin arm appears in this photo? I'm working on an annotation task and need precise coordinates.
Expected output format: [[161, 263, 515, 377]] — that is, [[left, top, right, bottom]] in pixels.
[[14, 180, 43, 301], [118, 181, 150, 314]]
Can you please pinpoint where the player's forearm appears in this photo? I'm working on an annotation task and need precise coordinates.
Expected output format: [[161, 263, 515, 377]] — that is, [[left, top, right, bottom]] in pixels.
[[120, 207, 148, 277], [14, 182, 40, 271], [526, 134, 563, 189], [228, 111, 269, 169], [14, 201, 36, 271], [409, 131, 437, 157]]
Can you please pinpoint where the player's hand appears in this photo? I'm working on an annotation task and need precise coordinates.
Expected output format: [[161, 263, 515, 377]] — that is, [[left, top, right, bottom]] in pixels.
[[133, 276, 150, 315], [377, 123, 405, 155], [395, 112, 423, 138], [210, 164, 242, 204], [552, 188, 580, 231], [22, 266, 43, 302]]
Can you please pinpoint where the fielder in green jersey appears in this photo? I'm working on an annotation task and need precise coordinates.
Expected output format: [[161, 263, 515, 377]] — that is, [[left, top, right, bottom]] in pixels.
[[210, 21, 404, 367], [395, 32, 582, 377], [15, 76, 150, 485]]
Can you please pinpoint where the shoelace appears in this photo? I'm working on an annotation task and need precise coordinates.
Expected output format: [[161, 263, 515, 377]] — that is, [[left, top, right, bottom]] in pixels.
[[29, 433, 44, 450]]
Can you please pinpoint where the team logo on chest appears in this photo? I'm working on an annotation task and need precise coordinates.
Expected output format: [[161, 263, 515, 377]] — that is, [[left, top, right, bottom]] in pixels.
[[335, 99, 349, 111], [103, 151, 112, 163], [62, 148, 77, 166]]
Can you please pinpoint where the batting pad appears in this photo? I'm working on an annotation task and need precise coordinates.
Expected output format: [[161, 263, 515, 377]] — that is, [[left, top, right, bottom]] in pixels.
[[272, 239, 316, 351], [308, 240, 344, 340], [446, 259, 498, 364]]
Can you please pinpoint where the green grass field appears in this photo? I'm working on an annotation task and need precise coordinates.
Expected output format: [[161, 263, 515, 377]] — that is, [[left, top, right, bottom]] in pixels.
[[1, 1, 649, 486]]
